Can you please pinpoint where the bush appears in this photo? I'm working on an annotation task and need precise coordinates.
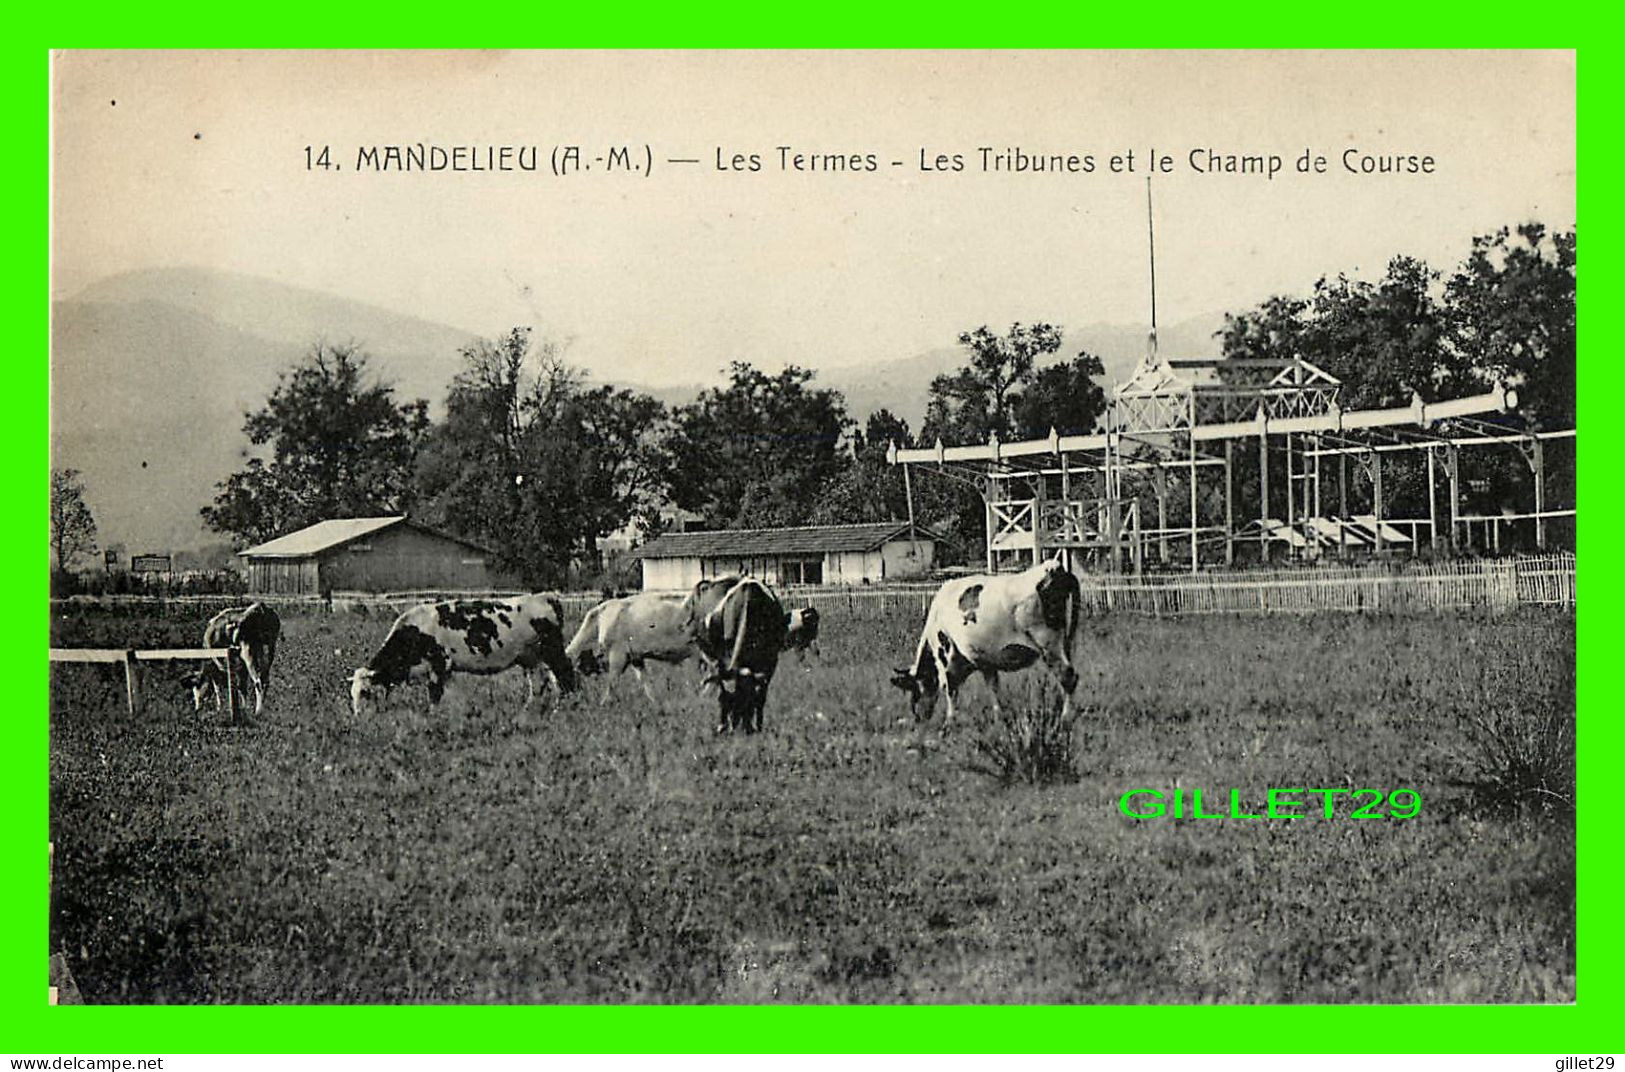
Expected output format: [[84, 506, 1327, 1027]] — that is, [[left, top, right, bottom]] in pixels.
[[1462, 705, 1575, 818], [969, 692, 1082, 787]]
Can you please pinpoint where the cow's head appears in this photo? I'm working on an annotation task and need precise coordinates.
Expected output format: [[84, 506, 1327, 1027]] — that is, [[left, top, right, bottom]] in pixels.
[[179, 668, 213, 712], [574, 649, 606, 677], [348, 668, 379, 717], [889, 667, 940, 722]]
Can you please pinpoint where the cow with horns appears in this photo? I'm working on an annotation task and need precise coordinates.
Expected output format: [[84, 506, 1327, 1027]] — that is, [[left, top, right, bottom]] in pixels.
[[890, 556, 1082, 728], [688, 576, 788, 734]]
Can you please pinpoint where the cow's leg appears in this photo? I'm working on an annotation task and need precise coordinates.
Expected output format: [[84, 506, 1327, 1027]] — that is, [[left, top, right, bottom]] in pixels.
[[982, 669, 1004, 715], [748, 666, 775, 734], [929, 630, 978, 730], [599, 649, 630, 707], [632, 663, 659, 706], [425, 652, 451, 706], [1033, 640, 1080, 715], [239, 645, 266, 716], [533, 626, 576, 702]]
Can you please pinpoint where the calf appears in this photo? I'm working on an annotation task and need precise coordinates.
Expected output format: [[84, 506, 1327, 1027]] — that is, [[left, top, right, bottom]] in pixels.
[[890, 556, 1081, 729], [181, 602, 280, 716], [565, 591, 705, 704], [689, 576, 788, 734], [349, 593, 576, 716]]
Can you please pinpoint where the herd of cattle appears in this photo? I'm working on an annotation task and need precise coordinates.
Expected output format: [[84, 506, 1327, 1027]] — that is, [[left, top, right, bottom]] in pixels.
[[181, 556, 1085, 734]]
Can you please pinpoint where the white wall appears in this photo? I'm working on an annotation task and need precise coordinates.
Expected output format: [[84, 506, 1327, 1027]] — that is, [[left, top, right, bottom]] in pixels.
[[881, 537, 934, 579], [641, 556, 701, 591]]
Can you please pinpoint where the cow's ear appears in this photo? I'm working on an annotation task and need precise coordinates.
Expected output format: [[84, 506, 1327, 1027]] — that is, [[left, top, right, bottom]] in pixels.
[[889, 669, 914, 691]]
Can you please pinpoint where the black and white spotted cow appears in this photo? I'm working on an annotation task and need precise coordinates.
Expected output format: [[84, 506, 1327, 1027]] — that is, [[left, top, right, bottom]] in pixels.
[[889, 556, 1081, 728], [348, 593, 577, 716], [687, 576, 788, 734], [181, 602, 281, 716]]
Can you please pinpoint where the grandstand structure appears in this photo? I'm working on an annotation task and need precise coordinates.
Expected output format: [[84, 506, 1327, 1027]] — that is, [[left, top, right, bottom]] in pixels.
[[888, 346, 1575, 574]]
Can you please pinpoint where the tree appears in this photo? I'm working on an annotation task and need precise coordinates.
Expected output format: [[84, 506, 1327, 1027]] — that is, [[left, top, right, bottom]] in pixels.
[[414, 327, 670, 586], [921, 322, 1063, 445], [665, 362, 850, 529], [1446, 223, 1575, 429], [50, 467, 98, 570], [202, 343, 430, 546], [1013, 352, 1109, 439]]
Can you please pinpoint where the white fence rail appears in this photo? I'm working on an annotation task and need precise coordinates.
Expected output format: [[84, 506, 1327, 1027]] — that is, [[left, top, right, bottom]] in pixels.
[[50, 554, 1574, 620]]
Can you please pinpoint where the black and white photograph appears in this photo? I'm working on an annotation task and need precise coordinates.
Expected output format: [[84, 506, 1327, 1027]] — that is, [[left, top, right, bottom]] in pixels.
[[48, 50, 1575, 1004]]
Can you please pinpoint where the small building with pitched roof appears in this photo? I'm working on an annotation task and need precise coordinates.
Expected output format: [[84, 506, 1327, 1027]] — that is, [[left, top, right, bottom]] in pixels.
[[631, 521, 937, 591], [238, 516, 502, 595]]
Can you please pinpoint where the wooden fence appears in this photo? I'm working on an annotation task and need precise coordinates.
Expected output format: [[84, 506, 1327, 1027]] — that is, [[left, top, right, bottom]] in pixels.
[[47, 646, 245, 717]]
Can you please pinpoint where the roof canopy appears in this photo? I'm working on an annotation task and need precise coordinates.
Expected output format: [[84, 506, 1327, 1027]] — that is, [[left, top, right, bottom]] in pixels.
[[634, 521, 938, 560], [240, 517, 493, 559]]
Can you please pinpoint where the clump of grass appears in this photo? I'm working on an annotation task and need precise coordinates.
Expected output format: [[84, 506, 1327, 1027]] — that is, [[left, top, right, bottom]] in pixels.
[[1462, 705, 1574, 818], [969, 694, 1081, 787]]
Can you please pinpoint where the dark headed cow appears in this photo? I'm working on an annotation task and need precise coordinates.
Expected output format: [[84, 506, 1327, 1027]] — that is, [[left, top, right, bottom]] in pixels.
[[565, 591, 705, 704], [181, 602, 281, 716], [782, 606, 821, 660], [349, 593, 576, 716], [688, 576, 788, 734], [890, 556, 1081, 729]]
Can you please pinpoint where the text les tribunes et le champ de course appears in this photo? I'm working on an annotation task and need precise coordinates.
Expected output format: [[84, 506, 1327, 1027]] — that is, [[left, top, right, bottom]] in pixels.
[[331, 144, 1437, 179]]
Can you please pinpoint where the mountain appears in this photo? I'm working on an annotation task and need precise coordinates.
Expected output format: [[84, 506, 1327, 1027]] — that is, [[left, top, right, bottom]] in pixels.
[[51, 269, 482, 556], [50, 266, 1229, 556]]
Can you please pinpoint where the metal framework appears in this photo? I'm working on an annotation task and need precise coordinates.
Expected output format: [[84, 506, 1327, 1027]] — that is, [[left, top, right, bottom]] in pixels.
[[889, 350, 1576, 573]]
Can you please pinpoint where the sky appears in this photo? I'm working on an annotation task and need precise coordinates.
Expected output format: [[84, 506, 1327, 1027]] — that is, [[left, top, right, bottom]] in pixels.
[[52, 50, 1575, 387]]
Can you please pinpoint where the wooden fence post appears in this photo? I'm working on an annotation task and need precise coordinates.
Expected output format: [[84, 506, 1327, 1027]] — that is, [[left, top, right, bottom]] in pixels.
[[123, 650, 141, 716], [226, 650, 241, 723]]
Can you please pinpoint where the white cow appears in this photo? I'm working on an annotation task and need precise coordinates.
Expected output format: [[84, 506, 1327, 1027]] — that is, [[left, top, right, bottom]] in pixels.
[[889, 556, 1082, 728], [564, 591, 706, 704]]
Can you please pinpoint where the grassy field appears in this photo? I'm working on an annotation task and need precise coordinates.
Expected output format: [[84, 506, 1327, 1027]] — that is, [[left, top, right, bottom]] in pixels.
[[48, 603, 1575, 1004]]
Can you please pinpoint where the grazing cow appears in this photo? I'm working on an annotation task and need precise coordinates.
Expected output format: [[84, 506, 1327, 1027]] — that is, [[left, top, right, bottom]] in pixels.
[[565, 591, 706, 704], [181, 602, 281, 716], [689, 576, 788, 734], [783, 606, 821, 659], [349, 593, 576, 716], [890, 556, 1081, 729]]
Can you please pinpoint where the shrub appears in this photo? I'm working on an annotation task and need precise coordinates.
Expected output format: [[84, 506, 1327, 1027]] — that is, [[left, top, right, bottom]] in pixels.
[[1462, 705, 1575, 818], [969, 692, 1082, 787]]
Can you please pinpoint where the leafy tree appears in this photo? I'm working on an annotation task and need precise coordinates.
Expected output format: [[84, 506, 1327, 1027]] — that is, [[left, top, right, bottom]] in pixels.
[[1446, 223, 1575, 429], [50, 467, 98, 570], [921, 322, 1063, 445], [202, 343, 429, 547], [414, 327, 670, 586], [1013, 352, 1109, 439], [665, 362, 850, 529]]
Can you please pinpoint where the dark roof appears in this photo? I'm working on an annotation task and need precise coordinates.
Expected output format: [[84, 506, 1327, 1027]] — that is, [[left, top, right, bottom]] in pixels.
[[240, 517, 495, 559], [632, 522, 939, 560]]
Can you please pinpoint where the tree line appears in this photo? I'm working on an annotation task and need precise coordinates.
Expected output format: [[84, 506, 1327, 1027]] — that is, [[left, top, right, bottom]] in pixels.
[[50, 220, 1573, 585]]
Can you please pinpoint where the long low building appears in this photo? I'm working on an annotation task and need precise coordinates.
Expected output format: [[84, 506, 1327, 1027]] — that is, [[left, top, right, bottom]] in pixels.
[[632, 521, 938, 591]]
